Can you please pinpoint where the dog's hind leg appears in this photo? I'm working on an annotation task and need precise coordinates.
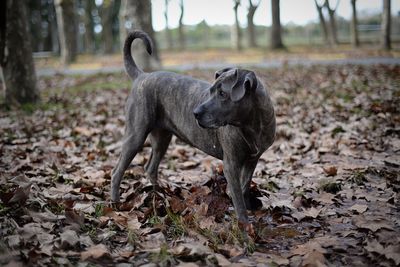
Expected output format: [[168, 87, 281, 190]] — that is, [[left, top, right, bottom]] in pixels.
[[145, 128, 172, 185], [111, 126, 149, 202]]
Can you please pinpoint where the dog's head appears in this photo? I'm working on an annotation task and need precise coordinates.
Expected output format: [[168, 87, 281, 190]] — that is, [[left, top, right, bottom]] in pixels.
[[193, 68, 259, 129]]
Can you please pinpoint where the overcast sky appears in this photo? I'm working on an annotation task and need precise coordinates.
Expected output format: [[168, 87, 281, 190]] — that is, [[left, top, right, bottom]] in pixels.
[[151, 0, 400, 31]]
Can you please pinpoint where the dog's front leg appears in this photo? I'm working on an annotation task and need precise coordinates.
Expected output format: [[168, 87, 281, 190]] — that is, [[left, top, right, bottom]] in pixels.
[[223, 157, 249, 224], [240, 160, 259, 210]]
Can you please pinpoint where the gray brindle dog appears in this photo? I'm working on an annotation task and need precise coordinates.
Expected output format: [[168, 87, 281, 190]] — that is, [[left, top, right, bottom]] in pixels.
[[111, 31, 276, 226]]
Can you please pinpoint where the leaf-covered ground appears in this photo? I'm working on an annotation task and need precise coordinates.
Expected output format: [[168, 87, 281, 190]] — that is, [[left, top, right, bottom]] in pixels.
[[1, 64, 399, 266]]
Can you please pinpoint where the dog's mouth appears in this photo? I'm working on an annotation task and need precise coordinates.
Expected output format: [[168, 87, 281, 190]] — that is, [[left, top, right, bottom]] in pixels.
[[196, 119, 225, 129]]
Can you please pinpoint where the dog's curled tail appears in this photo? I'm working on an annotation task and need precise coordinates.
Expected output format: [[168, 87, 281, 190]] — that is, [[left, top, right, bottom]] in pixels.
[[123, 31, 153, 80]]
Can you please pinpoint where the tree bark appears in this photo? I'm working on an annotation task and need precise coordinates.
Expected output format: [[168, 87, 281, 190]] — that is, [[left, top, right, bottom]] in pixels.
[[247, 0, 259, 48], [164, 0, 173, 50], [101, 0, 115, 54], [350, 0, 359, 48], [232, 0, 242, 51], [27, 1, 43, 52], [314, 0, 329, 45], [270, 0, 284, 49], [178, 0, 185, 50], [380, 0, 391, 50], [48, 1, 60, 54], [1, 0, 40, 105], [119, 0, 161, 70], [84, 0, 96, 53], [119, 0, 128, 51], [325, 0, 339, 45], [55, 0, 77, 65]]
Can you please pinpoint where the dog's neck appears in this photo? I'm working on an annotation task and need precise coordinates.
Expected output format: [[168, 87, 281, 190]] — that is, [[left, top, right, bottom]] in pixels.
[[237, 101, 275, 158]]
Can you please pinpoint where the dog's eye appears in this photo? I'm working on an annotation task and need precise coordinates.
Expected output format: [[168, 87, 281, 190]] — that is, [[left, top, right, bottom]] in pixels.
[[219, 90, 228, 99]]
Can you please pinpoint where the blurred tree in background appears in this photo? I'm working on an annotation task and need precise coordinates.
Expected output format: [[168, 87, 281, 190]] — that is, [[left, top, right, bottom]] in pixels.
[[83, 0, 96, 53], [232, 0, 243, 51], [55, 0, 77, 64], [0, 0, 40, 105], [351, 0, 360, 48], [247, 0, 260, 48], [325, 0, 339, 46], [120, 0, 160, 70], [381, 0, 391, 50], [100, 0, 116, 54], [178, 0, 185, 50], [164, 0, 173, 50], [270, 0, 284, 49]]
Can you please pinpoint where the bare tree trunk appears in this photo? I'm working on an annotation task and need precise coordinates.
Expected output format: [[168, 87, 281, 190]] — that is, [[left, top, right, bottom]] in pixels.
[[314, 0, 329, 45], [27, 1, 43, 52], [270, 0, 284, 49], [101, 0, 115, 54], [178, 0, 185, 50], [247, 0, 259, 48], [55, 0, 77, 65], [119, 0, 161, 70], [380, 0, 391, 50], [1, 0, 40, 105], [84, 0, 95, 53], [325, 0, 339, 45], [350, 0, 359, 48], [48, 1, 60, 54], [164, 0, 173, 50], [199, 20, 210, 49], [119, 0, 128, 51], [232, 0, 242, 51]]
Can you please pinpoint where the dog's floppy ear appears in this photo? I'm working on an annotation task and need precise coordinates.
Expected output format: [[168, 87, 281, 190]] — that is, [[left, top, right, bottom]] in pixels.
[[231, 70, 258, 102], [215, 67, 233, 79]]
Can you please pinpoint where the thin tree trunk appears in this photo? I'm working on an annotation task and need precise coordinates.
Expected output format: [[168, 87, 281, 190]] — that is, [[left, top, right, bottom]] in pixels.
[[120, 0, 161, 70], [315, 0, 329, 45], [48, 1, 59, 54], [270, 0, 284, 49], [232, 0, 242, 51], [43, 1, 54, 52], [325, 0, 339, 45], [200, 20, 210, 49], [119, 0, 128, 51], [27, 1, 43, 52], [1, 0, 40, 105], [380, 0, 391, 50], [247, 0, 259, 48], [84, 0, 95, 53], [101, 0, 115, 54], [164, 0, 173, 50], [351, 0, 359, 48], [55, 0, 77, 65], [178, 0, 185, 50]]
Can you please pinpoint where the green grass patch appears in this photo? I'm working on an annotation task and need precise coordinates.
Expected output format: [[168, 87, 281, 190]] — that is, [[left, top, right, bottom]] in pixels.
[[94, 203, 105, 218], [20, 101, 63, 114], [319, 179, 342, 194], [165, 209, 187, 239], [150, 244, 177, 265], [350, 170, 368, 185], [261, 181, 280, 192], [331, 126, 346, 137]]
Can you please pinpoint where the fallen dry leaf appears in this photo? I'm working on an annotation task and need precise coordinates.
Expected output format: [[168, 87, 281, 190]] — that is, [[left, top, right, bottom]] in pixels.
[[353, 216, 394, 232], [323, 166, 338, 176], [81, 244, 110, 261], [350, 204, 368, 214], [60, 229, 79, 248]]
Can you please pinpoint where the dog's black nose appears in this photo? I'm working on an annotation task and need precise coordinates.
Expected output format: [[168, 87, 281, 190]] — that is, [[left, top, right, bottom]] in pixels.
[[193, 107, 202, 119]]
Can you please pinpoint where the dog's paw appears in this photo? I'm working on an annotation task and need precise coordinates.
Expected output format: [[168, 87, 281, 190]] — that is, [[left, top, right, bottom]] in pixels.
[[244, 192, 262, 210]]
